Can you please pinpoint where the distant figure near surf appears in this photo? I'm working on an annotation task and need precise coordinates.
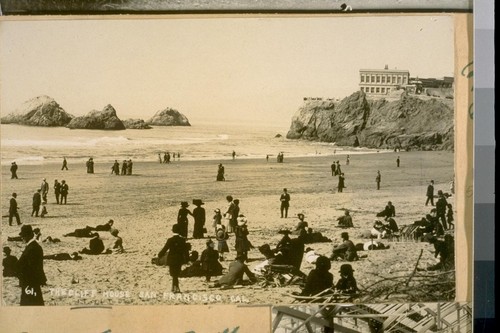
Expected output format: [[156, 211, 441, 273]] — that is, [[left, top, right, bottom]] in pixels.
[[86, 158, 94, 173], [59, 180, 69, 205], [232, 150, 236, 160], [337, 173, 346, 193], [10, 162, 18, 179], [396, 156, 400, 167], [61, 157, 68, 170], [376, 170, 381, 190], [217, 164, 225, 181]]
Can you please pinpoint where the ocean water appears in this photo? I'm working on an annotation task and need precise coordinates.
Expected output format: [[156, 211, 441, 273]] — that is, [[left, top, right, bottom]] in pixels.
[[1, 122, 380, 166]]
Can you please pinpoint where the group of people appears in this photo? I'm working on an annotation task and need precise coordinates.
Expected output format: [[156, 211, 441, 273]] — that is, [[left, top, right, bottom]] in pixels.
[[111, 159, 134, 175], [159, 152, 180, 164]]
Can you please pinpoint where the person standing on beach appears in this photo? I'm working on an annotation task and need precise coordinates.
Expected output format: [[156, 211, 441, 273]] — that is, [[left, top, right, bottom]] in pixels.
[[212, 209, 222, 235], [376, 171, 381, 190], [127, 159, 133, 175], [120, 160, 127, 175], [215, 225, 229, 261], [331, 162, 336, 176], [266, 154, 269, 162], [335, 161, 341, 176], [40, 178, 49, 204], [426, 180, 435, 206], [163, 153, 167, 164], [86, 158, 94, 173], [346, 155, 350, 165], [158, 153, 162, 163], [436, 190, 448, 230], [337, 173, 345, 193], [31, 190, 42, 217], [216, 163, 225, 181], [280, 188, 290, 218], [224, 196, 235, 233], [166, 152, 171, 164], [232, 151, 236, 160], [192, 199, 206, 239], [60, 180, 69, 205], [234, 215, 251, 261], [396, 156, 400, 167], [158, 224, 188, 293], [54, 180, 61, 204], [10, 162, 19, 179], [9, 193, 21, 226], [61, 157, 68, 170], [177, 202, 193, 238], [17, 225, 47, 305]]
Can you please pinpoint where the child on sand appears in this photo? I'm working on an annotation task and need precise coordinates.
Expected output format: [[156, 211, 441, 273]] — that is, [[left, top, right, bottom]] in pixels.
[[216, 225, 229, 261], [40, 203, 48, 218], [446, 204, 454, 230], [213, 208, 222, 235]]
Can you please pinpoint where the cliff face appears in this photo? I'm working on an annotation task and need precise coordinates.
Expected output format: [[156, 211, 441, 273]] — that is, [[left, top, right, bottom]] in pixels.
[[1, 95, 74, 126], [122, 119, 152, 129], [147, 108, 191, 126], [286, 91, 454, 151], [67, 104, 125, 130]]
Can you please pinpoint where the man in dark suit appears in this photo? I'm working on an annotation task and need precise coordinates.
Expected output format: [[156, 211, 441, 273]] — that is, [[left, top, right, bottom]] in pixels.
[[18, 225, 47, 305], [9, 193, 21, 226], [32, 189, 42, 217], [280, 188, 290, 218], [425, 180, 435, 206], [60, 180, 69, 204], [10, 162, 18, 179]]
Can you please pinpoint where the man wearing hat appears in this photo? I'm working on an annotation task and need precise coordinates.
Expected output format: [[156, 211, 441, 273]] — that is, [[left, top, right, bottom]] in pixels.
[[425, 180, 435, 206], [17, 225, 47, 305], [192, 199, 206, 239], [158, 224, 189, 293], [200, 239, 222, 282], [336, 210, 353, 228], [9, 193, 21, 226], [280, 188, 290, 218], [330, 232, 358, 261], [298, 255, 333, 296], [335, 264, 358, 294], [177, 202, 193, 238], [32, 189, 42, 217]]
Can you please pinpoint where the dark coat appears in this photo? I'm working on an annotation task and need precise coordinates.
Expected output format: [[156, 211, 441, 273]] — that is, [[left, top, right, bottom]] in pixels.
[[158, 235, 188, 268], [426, 184, 434, 197], [301, 269, 333, 296], [9, 197, 18, 213], [32, 192, 42, 207], [60, 184, 69, 196], [18, 241, 47, 289], [280, 193, 290, 208], [234, 225, 251, 253], [217, 260, 256, 286], [3, 255, 18, 277]]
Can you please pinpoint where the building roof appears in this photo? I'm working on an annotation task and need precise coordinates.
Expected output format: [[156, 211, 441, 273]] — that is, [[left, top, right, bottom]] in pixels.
[[360, 68, 410, 73]]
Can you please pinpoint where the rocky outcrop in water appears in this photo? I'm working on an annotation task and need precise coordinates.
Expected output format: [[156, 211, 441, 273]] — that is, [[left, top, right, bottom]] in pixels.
[[67, 104, 125, 130], [122, 119, 152, 129], [1, 95, 74, 126], [147, 108, 191, 126], [286, 91, 454, 151]]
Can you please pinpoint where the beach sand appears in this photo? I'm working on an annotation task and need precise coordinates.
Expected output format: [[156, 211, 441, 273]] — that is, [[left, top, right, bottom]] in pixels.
[[1, 151, 454, 306]]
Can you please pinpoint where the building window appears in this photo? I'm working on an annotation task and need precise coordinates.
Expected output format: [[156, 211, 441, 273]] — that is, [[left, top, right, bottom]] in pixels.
[[403, 76, 407, 84], [361, 75, 365, 83], [376, 75, 380, 83], [372, 75, 375, 82], [398, 76, 402, 84], [381, 87, 385, 93], [382, 76, 386, 83], [376, 87, 380, 93], [371, 87, 374, 93], [387, 76, 391, 83]]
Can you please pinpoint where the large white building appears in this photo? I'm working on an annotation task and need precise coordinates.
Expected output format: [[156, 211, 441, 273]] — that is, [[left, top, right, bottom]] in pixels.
[[359, 65, 410, 96]]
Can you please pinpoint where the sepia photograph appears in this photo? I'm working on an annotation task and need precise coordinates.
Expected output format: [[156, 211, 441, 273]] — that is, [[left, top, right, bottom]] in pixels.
[[1, 14, 466, 308]]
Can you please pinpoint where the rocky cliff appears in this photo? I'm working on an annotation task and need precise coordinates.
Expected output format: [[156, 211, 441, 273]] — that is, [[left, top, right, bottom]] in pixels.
[[67, 104, 125, 130], [147, 108, 191, 126], [286, 91, 454, 151], [1, 95, 74, 126]]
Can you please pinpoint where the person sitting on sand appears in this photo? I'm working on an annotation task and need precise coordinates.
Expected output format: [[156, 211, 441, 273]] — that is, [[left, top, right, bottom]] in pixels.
[[292, 213, 308, 238], [3, 246, 18, 277], [88, 219, 114, 232], [200, 239, 222, 282], [40, 203, 48, 218], [384, 216, 399, 234], [79, 234, 107, 255], [109, 229, 124, 254], [335, 264, 358, 294], [423, 234, 454, 271], [330, 232, 358, 261], [371, 220, 387, 239], [336, 210, 353, 228], [297, 256, 333, 297], [275, 229, 306, 270], [304, 247, 321, 264], [44, 252, 82, 261], [376, 201, 396, 218], [212, 255, 257, 288]]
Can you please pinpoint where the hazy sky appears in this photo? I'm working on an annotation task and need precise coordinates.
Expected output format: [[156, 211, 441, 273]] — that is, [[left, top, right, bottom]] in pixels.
[[0, 15, 454, 126]]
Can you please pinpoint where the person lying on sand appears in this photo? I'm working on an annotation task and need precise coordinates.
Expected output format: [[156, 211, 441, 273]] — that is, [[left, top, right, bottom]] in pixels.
[[88, 219, 114, 232], [44, 252, 82, 261], [355, 240, 389, 251], [64, 226, 98, 238], [79, 234, 110, 255], [8, 228, 41, 242]]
